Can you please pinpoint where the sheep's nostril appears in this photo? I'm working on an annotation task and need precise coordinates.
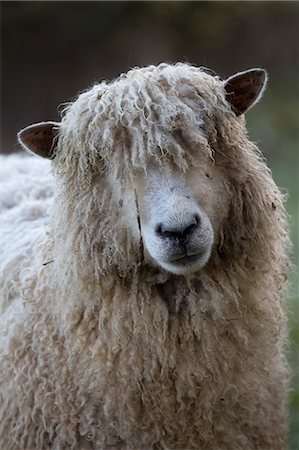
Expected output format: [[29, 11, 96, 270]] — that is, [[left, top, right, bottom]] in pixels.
[[194, 214, 200, 227], [155, 224, 163, 236], [181, 215, 200, 239], [183, 222, 197, 237], [155, 214, 200, 243]]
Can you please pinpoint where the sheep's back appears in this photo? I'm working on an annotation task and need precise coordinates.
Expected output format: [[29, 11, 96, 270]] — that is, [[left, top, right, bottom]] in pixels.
[[0, 154, 53, 316]]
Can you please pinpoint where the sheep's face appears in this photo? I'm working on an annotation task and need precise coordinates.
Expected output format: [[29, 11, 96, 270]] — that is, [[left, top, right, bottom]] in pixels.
[[17, 64, 268, 276], [129, 157, 229, 275]]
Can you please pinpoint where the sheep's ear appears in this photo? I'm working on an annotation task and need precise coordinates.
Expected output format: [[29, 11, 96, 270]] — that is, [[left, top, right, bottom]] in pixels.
[[224, 69, 267, 116], [18, 121, 60, 159]]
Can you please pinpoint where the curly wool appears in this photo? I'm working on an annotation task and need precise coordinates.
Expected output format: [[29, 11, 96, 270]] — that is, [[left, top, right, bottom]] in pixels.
[[0, 63, 290, 449]]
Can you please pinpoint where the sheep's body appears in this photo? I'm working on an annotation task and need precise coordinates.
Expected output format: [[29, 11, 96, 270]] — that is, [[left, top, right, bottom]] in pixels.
[[0, 64, 289, 449], [0, 155, 52, 340]]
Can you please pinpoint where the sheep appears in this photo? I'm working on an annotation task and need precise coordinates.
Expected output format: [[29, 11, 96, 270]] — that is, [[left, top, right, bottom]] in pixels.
[[0, 63, 290, 450]]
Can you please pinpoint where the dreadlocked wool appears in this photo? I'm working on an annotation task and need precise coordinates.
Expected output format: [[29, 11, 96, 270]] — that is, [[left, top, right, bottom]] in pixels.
[[0, 63, 290, 449]]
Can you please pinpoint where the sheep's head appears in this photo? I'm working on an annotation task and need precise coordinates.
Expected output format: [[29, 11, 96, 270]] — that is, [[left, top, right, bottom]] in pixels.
[[18, 64, 267, 276]]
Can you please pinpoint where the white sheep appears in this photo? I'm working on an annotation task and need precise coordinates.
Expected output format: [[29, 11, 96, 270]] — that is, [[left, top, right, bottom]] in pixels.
[[0, 63, 290, 449]]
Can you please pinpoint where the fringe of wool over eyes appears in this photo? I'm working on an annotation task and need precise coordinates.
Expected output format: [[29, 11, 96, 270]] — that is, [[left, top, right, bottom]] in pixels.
[[0, 63, 291, 449]]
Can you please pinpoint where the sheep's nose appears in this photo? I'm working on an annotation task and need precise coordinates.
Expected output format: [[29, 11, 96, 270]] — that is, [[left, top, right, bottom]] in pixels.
[[155, 214, 200, 244]]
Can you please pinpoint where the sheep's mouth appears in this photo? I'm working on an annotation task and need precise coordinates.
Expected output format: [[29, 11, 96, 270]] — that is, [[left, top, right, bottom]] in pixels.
[[157, 248, 211, 275], [169, 253, 204, 266]]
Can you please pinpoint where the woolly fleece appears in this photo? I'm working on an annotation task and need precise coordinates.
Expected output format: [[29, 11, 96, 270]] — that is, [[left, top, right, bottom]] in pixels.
[[0, 63, 290, 450]]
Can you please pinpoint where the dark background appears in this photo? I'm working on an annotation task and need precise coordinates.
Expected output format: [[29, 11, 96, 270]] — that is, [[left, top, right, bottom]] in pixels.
[[2, 2, 298, 153], [1, 2, 298, 447]]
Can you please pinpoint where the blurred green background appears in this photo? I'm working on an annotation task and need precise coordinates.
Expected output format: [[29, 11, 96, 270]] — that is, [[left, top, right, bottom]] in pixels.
[[1, 1, 298, 447]]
